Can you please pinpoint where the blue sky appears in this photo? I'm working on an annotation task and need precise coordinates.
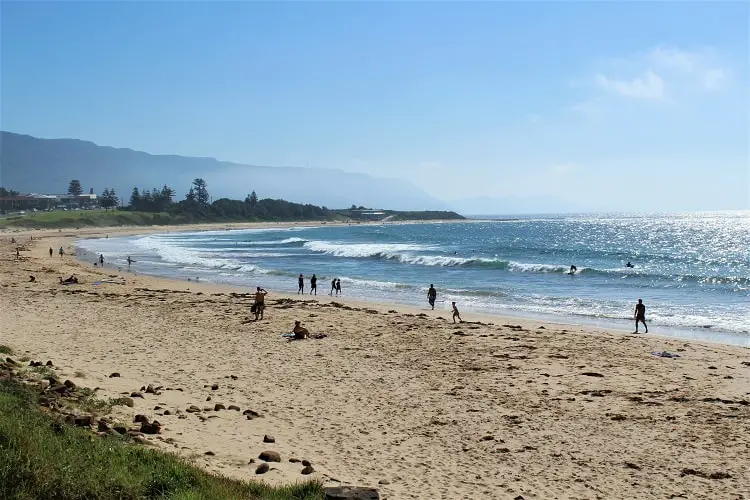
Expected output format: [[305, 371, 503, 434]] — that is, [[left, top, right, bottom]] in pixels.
[[2, 1, 748, 212]]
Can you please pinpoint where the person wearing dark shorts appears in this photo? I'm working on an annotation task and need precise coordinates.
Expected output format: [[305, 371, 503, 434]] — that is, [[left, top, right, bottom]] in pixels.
[[298, 274, 304, 294], [310, 274, 317, 295], [335, 278, 341, 296], [427, 284, 437, 310], [634, 298, 648, 333]]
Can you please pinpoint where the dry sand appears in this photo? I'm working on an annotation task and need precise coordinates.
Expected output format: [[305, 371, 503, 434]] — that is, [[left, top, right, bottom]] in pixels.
[[1, 226, 749, 499]]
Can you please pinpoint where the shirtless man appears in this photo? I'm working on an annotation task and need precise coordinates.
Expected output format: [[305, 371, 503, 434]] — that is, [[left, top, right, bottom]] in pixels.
[[427, 284, 437, 310], [298, 274, 304, 294], [253, 287, 267, 320], [633, 298, 648, 334]]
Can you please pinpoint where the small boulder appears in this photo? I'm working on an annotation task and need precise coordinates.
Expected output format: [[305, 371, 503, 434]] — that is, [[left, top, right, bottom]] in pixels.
[[302, 465, 315, 475], [211, 383, 219, 390], [228, 405, 241, 411], [130, 392, 144, 398], [255, 463, 270, 474], [243, 409, 261, 418], [146, 384, 156, 394], [63, 380, 77, 390], [323, 486, 380, 500], [97, 421, 111, 432], [206, 396, 212, 402], [134, 414, 149, 424], [263, 434, 275, 443], [259, 450, 281, 462], [289, 458, 301, 463], [121, 397, 135, 408], [46, 360, 53, 366], [302, 459, 312, 467], [214, 404, 226, 411], [73, 415, 93, 427], [141, 421, 161, 434], [205, 451, 215, 456], [113, 424, 127, 435], [162, 410, 171, 416], [378, 479, 390, 485], [109, 372, 120, 378], [186, 405, 201, 413]]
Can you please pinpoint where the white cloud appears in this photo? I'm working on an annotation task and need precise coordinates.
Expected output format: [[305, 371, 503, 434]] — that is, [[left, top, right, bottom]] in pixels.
[[548, 162, 578, 175], [595, 71, 665, 100], [703, 68, 726, 90], [588, 46, 729, 103], [569, 99, 602, 119]]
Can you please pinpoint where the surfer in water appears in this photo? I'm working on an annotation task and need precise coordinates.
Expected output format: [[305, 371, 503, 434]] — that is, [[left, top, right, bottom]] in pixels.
[[626, 261, 634, 268], [569, 265, 577, 275]]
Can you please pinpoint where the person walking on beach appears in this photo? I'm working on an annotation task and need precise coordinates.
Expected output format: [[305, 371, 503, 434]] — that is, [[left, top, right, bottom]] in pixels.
[[633, 298, 648, 334], [253, 287, 267, 321], [310, 274, 317, 295], [99, 254, 104, 266], [58, 247, 64, 258], [427, 284, 437, 310], [330, 277, 337, 295], [298, 274, 304, 294], [452, 301, 462, 323], [49, 247, 53, 257], [335, 278, 342, 296], [127, 256, 133, 266]]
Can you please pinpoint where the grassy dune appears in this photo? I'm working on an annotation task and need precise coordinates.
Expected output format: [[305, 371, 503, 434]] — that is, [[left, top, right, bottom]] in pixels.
[[0, 377, 323, 499]]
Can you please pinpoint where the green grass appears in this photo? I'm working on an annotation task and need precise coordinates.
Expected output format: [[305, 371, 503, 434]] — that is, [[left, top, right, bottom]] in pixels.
[[0, 345, 12, 355], [0, 210, 184, 229], [0, 378, 324, 499]]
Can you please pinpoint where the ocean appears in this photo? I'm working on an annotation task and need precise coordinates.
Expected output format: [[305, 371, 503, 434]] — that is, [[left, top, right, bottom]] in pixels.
[[77, 212, 750, 346]]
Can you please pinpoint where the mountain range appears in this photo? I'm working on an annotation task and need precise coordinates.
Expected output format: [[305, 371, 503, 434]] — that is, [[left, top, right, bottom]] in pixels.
[[0, 132, 449, 211]]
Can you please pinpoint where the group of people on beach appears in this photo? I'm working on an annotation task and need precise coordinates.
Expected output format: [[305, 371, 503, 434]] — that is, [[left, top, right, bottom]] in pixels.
[[297, 274, 341, 296]]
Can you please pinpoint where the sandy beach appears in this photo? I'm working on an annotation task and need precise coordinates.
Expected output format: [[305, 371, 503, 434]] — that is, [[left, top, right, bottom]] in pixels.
[[1, 225, 748, 499]]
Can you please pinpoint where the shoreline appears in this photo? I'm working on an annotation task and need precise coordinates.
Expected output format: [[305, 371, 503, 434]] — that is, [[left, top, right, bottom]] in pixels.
[[3, 224, 749, 498], [70, 222, 750, 348]]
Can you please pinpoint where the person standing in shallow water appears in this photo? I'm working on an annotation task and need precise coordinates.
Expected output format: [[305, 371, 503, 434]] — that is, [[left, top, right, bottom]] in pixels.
[[335, 278, 341, 296], [298, 274, 304, 294], [633, 298, 648, 334], [310, 274, 317, 295], [427, 284, 437, 310], [330, 278, 336, 296]]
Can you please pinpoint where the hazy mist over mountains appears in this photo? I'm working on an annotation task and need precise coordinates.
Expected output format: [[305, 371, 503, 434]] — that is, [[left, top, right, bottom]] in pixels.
[[0, 132, 449, 211]]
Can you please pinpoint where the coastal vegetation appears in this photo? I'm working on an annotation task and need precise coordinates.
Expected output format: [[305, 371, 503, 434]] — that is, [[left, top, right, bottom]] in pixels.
[[0, 178, 464, 229], [0, 370, 324, 499]]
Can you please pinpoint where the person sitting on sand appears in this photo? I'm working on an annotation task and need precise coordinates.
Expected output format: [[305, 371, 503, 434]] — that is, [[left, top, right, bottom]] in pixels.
[[60, 275, 78, 284], [292, 320, 310, 340], [452, 301, 462, 323], [427, 284, 437, 310], [253, 287, 267, 320]]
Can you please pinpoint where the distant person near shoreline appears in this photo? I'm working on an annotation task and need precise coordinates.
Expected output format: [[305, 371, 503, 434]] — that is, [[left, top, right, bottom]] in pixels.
[[330, 277, 336, 295], [253, 287, 267, 320], [427, 284, 437, 310], [49, 247, 53, 257], [298, 274, 304, 294], [633, 298, 648, 334], [310, 274, 317, 295], [335, 278, 341, 296], [58, 247, 64, 258]]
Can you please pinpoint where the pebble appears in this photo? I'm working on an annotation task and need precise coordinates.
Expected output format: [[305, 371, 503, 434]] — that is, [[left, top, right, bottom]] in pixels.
[[263, 434, 275, 443]]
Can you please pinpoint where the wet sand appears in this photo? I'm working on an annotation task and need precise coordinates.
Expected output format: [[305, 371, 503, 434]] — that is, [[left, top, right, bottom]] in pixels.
[[1, 226, 748, 499]]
